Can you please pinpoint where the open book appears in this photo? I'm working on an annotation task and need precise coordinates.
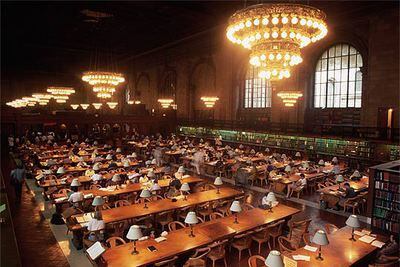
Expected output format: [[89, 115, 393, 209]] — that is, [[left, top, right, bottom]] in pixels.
[[86, 241, 106, 260]]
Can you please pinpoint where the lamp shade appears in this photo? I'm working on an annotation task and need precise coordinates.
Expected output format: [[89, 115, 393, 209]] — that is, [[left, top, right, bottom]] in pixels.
[[184, 211, 199, 225], [230, 200, 242, 213], [352, 170, 361, 177], [265, 148, 270, 153], [116, 148, 122, 153], [295, 152, 301, 157], [214, 177, 223, 186], [57, 167, 66, 174], [332, 156, 338, 163], [284, 165, 292, 172], [92, 196, 105, 206], [336, 175, 344, 183], [140, 189, 151, 198], [303, 161, 310, 168], [93, 163, 100, 171], [318, 159, 325, 166], [266, 192, 277, 203], [112, 174, 121, 182], [126, 225, 143, 240], [106, 154, 113, 160], [178, 166, 185, 173], [123, 160, 130, 167], [265, 250, 284, 267], [151, 183, 161, 191], [70, 178, 81, 187], [180, 183, 190, 192], [312, 230, 329, 246], [346, 215, 361, 228]]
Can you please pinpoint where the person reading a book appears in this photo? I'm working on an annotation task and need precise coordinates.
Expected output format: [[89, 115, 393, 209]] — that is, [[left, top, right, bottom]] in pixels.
[[375, 235, 399, 264], [286, 173, 307, 198]]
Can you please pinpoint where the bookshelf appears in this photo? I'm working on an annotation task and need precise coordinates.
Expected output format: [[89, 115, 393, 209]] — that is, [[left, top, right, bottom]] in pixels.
[[369, 160, 400, 234], [178, 126, 399, 163]]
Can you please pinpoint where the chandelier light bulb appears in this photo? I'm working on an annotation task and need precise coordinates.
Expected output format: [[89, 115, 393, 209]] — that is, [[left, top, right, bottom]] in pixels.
[[226, 3, 327, 81], [80, 104, 89, 110], [92, 103, 102, 109]]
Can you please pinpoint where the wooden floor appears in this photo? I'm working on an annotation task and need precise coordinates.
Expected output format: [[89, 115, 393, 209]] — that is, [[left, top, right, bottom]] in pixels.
[[2, 154, 365, 267]]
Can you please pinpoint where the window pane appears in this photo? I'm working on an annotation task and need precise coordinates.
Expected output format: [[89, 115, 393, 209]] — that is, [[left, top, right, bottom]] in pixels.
[[243, 67, 271, 109], [313, 44, 363, 109]]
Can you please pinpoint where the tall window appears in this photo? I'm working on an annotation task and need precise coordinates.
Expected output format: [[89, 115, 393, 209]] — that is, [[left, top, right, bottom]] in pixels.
[[244, 67, 272, 108], [314, 44, 363, 108]]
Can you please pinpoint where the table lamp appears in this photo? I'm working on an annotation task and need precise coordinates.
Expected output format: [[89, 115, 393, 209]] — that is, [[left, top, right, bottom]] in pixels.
[[284, 165, 292, 173], [318, 159, 325, 166], [230, 200, 242, 224], [126, 225, 143, 254], [295, 152, 301, 158], [92, 196, 105, 211], [346, 215, 360, 241], [265, 192, 277, 212], [140, 189, 151, 208], [214, 177, 223, 194], [151, 183, 161, 192], [70, 178, 81, 187], [184, 211, 199, 237], [336, 175, 344, 184], [265, 250, 284, 267], [180, 183, 190, 200], [312, 230, 329, 260]]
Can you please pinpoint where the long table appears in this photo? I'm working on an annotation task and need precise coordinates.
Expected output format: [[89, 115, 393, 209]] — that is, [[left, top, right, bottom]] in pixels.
[[101, 205, 301, 267], [318, 177, 369, 208], [285, 226, 387, 266], [51, 176, 203, 207]]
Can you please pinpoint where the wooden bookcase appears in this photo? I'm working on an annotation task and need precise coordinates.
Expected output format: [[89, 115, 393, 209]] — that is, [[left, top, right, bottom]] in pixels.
[[368, 160, 400, 234]]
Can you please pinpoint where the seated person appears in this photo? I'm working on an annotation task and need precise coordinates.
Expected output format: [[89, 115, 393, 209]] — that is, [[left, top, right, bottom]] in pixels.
[[68, 186, 83, 207], [169, 176, 182, 190], [107, 161, 118, 170], [86, 211, 105, 242], [336, 182, 358, 209], [286, 173, 307, 198]]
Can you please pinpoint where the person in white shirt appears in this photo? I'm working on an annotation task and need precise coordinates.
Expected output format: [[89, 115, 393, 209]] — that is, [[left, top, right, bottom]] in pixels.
[[68, 187, 83, 207], [192, 150, 205, 175], [287, 174, 307, 198], [86, 211, 105, 241]]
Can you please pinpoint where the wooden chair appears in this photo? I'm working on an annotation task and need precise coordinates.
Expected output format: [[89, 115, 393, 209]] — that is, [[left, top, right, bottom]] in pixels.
[[207, 239, 228, 267], [269, 219, 285, 248], [302, 232, 312, 246], [102, 203, 112, 210], [106, 221, 126, 238], [57, 188, 72, 195], [150, 194, 164, 201], [178, 206, 192, 221], [154, 256, 178, 267], [114, 200, 131, 208], [257, 171, 268, 187], [251, 226, 271, 254], [209, 212, 224, 220], [293, 185, 305, 198], [247, 173, 257, 186], [369, 256, 400, 267], [168, 221, 185, 232], [278, 236, 296, 253], [157, 210, 174, 231], [105, 237, 126, 248], [82, 230, 103, 250], [197, 202, 213, 221], [325, 223, 339, 234], [288, 219, 312, 249], [248, 255, 266, 267], [231, 233, 253, 261], [317, 182, 326, 190], [183, 247, 211, 267], [342, 196, 361, 214], [204, 184, 217, 191], [215, 200, 232, 216], [89, 184, 102, 190]]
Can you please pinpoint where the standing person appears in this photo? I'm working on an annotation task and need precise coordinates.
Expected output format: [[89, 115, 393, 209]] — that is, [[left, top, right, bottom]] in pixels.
[[10, 161, 26, 203]]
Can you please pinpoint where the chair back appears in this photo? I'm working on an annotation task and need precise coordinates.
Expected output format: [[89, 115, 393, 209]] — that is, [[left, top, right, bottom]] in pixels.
[[105, 237, 126, 248], [114, 200, 131, 208], [168, 221, 186, 231], [154, 256, 178, 267], [324, 223, 339, 234], [248, 255, 266, 267], [209, 212, 224, 220]]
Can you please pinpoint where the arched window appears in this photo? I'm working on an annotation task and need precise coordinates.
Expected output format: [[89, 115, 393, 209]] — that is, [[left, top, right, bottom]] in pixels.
[[243, 67, 272, 108], [314, 44, 363, 108]]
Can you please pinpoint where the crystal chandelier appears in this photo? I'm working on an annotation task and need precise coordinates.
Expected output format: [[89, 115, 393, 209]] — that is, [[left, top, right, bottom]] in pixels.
[[200, 96, 219, 108], [80, 104, 90, 110], [277, 91, 303, 106], [82, 71, 125, 99], [47, 87, 75, 95], [22, 97, 38, 107], [226, 3, 327, 80], [158, 98, 174, 109], [107, 102, 118, 109], [92, 103, 102, 109]]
